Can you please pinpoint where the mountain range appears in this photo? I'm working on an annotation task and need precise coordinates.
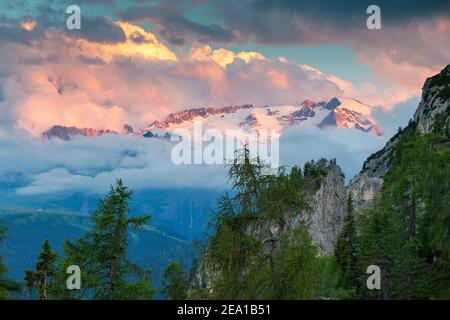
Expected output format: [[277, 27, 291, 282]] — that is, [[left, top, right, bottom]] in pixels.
[[41, 97, 383, 141]]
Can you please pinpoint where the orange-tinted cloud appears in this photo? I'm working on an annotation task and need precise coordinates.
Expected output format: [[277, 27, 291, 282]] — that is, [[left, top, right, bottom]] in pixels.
[[189, 45, 267, 67], [67, 21, 177, 62], [20, 20, 37, 31]]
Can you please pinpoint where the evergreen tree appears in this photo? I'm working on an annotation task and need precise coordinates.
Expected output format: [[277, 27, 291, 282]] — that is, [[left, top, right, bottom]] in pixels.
[[356, 202, 395, 299], [62, 179, 156, 300], [0, 220, 20, 300], [24, 270, 34, 299], [335, 193, 358, 295], [0, 220, 10, 299], [271, 226, 324, 299], [227, 146, 265, 216], [161, 260, 189, 300], [204, 193, 260, 299], [24, 240, 58, 300]]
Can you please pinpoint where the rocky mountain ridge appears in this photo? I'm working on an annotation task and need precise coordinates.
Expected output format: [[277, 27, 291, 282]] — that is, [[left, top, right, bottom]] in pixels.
[[140, 97, 382, 137], [41, 97, 382, 140], [42, 125, 125, 141]]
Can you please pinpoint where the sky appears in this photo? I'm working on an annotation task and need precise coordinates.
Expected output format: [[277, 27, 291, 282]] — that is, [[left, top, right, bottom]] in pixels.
[[0, 0, 449, 195]]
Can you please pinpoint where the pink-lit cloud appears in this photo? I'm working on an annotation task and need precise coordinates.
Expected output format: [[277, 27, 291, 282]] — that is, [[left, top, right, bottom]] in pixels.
[[0, 21, 354, 136]]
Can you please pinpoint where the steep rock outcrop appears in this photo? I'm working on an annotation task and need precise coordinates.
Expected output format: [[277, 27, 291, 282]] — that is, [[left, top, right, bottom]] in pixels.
[[348, 64, 450, 211], [306, 164, 346, 253], [253, 163, 347, 255], [414, 65, 450, 133]]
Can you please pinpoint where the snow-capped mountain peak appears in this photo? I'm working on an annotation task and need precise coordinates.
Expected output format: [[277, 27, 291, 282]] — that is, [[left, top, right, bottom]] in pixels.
[[41, 97, 382, 140], [318, 98, 382, 136], [335, 98, 373, 116]]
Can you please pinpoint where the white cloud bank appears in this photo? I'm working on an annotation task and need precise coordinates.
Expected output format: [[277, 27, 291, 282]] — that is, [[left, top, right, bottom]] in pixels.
[[1, 118, 406, 196]]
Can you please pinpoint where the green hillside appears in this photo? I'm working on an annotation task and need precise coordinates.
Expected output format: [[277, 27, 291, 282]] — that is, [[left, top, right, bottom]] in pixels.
[[0, 205, 195, 292]]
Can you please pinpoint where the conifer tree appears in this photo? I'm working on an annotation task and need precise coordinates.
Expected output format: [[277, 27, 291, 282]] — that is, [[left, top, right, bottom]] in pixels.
[[24, 240, 58, 300], [205, 193, 260, 299], [161, 260, 189, 300], [271, 226, 321, 299], [0, 220, 11, 299], [227, 146, 264, 216], [62, 179, 156, 300], [0, 220, 20, 300], [24, 270, 34, 299], [335, 193, 359, 294], [357, 203, 395, 299]]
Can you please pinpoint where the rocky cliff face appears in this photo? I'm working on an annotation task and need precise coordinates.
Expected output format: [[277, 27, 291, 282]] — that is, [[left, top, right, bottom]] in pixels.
[[194, 162, 347, 289], [250, 163, 347, 256], [346, 140, 392, 211], [306, 164, 346, 253], [414, 65, 450, 133], [348, 64, 450, 212]]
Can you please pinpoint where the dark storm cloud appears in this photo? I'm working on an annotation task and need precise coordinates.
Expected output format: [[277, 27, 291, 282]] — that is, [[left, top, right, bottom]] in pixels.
[[120, 5, 237, 45], [116, 0, 450, 45], [34, 4, 127, 44], [0, 2, 126, 45], [0, 17, 124, 47], [4, 0, 450, 46], [214, 0, 450, 44], [64, 16, 126, 43], [0, 25, 39, 44], [0, 13, 44, 45], [235, 0, 450, 23]]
